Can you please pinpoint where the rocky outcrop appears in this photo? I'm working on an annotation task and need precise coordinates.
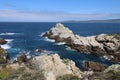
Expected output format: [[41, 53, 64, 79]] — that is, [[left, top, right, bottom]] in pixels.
[[0, 48, 9, 64], [84, 61, 108, 72], [0, 38, 7, 45], [27, 54, 83, 80], [43, 23, 120, 63], [16, 53, 27, 63], [91, 64, 120, 80]]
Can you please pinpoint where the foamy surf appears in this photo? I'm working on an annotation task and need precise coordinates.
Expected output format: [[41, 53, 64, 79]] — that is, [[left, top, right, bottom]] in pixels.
[[40, 32, 45, 37], [0, 33, 23, 36], [10, 51, 32, 63], [0, 33, 15, 35], [5, 39, 14, 43], [1, 45, 11, 49], [65, 46, 76, 51], [44, 37, 55, 42], [54, 42, 66, 45], [0, 39, 14, 49]]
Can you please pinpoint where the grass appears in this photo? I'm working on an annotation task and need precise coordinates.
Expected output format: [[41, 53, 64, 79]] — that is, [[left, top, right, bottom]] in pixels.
[[0, 67, 13, 80], [0, 65, 45, 80]]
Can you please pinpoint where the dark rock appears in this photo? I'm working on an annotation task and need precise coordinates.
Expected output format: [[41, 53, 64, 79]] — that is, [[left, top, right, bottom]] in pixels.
[[35, 49, 45, 53], [0, 48, 9, 64], [17, 53, 27, 62], [0, 38, 7, 45], [84, 61, 108, 72]]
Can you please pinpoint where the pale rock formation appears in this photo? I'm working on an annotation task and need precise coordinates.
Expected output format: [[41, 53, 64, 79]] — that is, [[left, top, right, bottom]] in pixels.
[[43, 23, 120, 63], [29, 54, 82, 80], [50, 23, 74, 38]]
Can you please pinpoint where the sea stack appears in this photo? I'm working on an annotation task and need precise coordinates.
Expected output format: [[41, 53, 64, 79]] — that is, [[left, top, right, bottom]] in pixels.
[[43, 23, 120, 63]]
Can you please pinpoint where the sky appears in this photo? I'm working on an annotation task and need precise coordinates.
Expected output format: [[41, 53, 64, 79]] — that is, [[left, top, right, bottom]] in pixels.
[[0, 0, 120, 22]]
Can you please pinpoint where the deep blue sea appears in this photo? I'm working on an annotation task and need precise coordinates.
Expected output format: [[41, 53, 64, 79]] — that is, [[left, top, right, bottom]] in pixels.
[[0, 22, 120, 69]]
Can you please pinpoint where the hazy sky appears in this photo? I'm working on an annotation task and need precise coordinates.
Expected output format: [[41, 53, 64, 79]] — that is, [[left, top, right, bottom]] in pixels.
[[0, 0, 120, 22]]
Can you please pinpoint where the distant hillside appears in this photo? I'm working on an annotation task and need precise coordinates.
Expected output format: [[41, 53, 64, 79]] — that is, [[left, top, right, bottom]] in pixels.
[[63, 19, 120, 23]]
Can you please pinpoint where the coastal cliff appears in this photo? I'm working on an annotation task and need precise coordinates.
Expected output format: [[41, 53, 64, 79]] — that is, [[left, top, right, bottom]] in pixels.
[[43, 23, 120, 63]]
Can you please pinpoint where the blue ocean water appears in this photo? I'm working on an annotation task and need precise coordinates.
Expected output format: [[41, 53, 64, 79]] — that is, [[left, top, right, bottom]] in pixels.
[[0, 22, 120, 69]]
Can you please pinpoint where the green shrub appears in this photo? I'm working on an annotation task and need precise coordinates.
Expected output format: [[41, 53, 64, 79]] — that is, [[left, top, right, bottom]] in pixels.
[[0, 67, 13, 80]]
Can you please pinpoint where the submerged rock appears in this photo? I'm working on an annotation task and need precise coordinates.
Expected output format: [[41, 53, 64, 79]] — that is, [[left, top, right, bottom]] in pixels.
[[43, 23, 120, 63]]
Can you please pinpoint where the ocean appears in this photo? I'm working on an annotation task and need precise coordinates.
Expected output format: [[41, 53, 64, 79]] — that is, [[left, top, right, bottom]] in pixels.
[[0, 22, 120, 69]]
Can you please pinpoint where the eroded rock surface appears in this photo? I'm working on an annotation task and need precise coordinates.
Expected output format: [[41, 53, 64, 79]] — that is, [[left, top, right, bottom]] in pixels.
[[0, 38, 7, 45], [84, 61, 108, 72], [43, 23, 120, 63], [27, 54, 83, 80]]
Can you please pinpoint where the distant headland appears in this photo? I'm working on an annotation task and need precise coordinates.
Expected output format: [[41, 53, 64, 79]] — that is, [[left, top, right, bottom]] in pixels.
[[62, 19, 120, 23]]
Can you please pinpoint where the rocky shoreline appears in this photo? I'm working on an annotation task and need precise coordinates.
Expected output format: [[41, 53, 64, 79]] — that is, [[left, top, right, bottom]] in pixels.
[[0, 37, 120, 80], [0, 24, 120, 80], [43, 23, 120, 63]]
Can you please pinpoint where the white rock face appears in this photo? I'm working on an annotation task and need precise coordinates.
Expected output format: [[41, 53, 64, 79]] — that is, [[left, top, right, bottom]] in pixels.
[[44, 23, 120, 62], [50, 23, 74, 38], [48, 23, 104, 49], [30, 54, 82, 80]]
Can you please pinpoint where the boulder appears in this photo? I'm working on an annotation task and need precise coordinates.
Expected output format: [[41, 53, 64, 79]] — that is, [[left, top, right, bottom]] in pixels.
[[17, 53, 27, 62], [0, 38, 7, 45], [27, 54, 83, 80], [84, 61, 108, 72]]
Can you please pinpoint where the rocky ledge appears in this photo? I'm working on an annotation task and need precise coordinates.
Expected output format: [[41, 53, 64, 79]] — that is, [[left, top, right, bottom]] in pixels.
[[43, 23, 120, 63], [27, 54, 83, 80], [0, 53, 83, 80]]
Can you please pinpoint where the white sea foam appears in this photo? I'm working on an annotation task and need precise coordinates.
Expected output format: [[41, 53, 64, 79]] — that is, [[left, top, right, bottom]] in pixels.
[[44, 37, 55, 42], [26, 51, 32, 59], [0, 33, 15, 35], [5, 39, 14, 43], [40, 32, 45, 37], [1, 45, 11, 49], [54, 42, 65, 45], [0, 39, 14, 49], [65, 46, 76, 51], [0, 32, 23, 36], [102, 55, 114, 61]]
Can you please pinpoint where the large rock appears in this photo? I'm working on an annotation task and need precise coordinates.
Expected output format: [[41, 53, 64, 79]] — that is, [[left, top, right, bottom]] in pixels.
[[0, 48, 9, 64], [84, 61, 108, 72], [27, 54, 83, 80], [0, 38, 7, 45], [92, 64, 120, 80], [16, 53, 27, 63], [43, 23, 120, 63]]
